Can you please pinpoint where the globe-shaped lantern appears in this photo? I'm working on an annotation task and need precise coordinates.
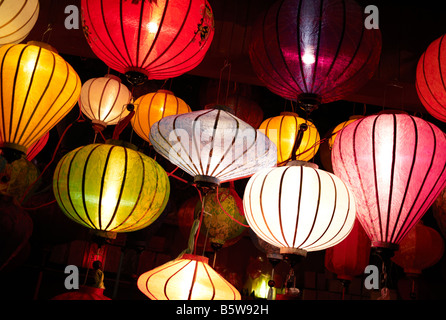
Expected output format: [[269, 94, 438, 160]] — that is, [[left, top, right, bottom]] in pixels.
[[0, 42, 81, 161], [259, 112, 320, 164], [149, 107, 277, 188], [53, 142, 170, 235], [416, 34, 446, 122], [243, 161, 356, 258], [249, 0, 381, 111], [0, 0, 39, 47], [331, 113, 446, 252], [79, 74, 132, 132], [131, 89, 191, 144], [81, 0, 215, 84], [137, 253, 241, 300]]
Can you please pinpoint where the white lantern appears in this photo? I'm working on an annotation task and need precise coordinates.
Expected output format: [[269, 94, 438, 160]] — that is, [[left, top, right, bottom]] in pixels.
[[0, 0, 39, 46], [79, 74, 132, 132], [243, 161, 356, 256], [149, 107, 277, 187]]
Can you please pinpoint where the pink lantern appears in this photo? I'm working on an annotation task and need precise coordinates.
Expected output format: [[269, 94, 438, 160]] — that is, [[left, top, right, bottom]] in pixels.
[[331, 113, 446, 251]]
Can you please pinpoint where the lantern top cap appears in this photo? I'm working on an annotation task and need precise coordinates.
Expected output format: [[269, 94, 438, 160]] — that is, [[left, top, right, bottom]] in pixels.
[[105, 139, 138, 151], [287, 160, 319, 169], [204, 104, 234, 114], [180, 254, 209, 264], [104, 74, 122, 82], [26, 41, 58, 53], [156, 89, 174, 95], [280, 111, 301, 117]]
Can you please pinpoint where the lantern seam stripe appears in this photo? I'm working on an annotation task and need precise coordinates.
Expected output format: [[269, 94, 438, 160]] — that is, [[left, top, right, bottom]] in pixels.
[[81, 144, 102, 229], [205, 108, 222, 176], [134, 0, 145, 68], [371, 116, 385, 242], [278, 167, 289, 247], [0, 0, 27, 29], [294, 0, 307, 94], [202, 262, 216, 300], [308, 0, 325, 93], [384, 114, 398, 242], [0, 1, 38, 39], [119, 0, 134, 67], [97, 145, 115, 230]]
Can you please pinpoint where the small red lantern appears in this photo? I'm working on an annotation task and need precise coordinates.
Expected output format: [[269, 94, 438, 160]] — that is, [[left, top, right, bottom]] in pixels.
[[416, 34, 446, 122], [81, 0, 215, 84], [249, 0, 381, 110]]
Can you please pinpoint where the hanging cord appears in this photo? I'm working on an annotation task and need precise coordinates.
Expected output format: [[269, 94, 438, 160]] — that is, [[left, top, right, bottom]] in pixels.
[[215, 185, 250, 228], [217, 60, 231, 105]]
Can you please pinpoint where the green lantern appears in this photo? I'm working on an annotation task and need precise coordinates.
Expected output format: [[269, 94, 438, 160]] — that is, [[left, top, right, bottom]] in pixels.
[[53, 143, 170, 235], [202, 184, 247, 249]]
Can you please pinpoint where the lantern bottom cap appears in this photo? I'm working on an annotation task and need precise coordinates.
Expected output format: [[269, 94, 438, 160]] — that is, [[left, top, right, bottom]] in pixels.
[[90, 230, 117, 240], [194, 175, 220, 189], [371, 241, 399, 251], [125, 68, 148, 85], [280, 247, 307, 257]]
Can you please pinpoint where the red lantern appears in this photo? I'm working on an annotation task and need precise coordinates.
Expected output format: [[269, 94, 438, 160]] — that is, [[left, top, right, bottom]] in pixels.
[[325, 219, 371, 282], [331, 113, 446, 251], [249, 0, 381, 110], [26, 132, 49, 161], [81, 0, 215, 84], [416, 34, 446, 122]]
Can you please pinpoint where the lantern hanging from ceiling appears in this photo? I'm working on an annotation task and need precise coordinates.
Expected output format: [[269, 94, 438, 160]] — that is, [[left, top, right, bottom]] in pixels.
[[0, 42, 81, 161], [79, 74, 132, 132], [149, 107, 277, 188], [26, 131, 49, 161], [415, 34, 446, 122], [53, 142, 170, 235], [259, 112, 320, 164], [331, 113, 446, 252], [391, 221, 444, 276], [137, 253, 241, 300], [243, 161, 356, 258], [328, 115, 363, 150], [0, 0, 39, 47], [249, 0, 381, 111], [81, 0, 215, 84], [131, 89, 191, 144]]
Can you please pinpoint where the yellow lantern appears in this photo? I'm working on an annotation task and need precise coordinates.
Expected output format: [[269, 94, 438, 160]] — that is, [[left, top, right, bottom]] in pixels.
[[0, 0, 39, 47], [131, 89, 191, 144], [328, 115, 363, 150], [259, 112, 320, 164], [137, 253, 241, 300], [79, 74, 132, 132], [0, 42, 81, 159], [52, 142, 170, 235]]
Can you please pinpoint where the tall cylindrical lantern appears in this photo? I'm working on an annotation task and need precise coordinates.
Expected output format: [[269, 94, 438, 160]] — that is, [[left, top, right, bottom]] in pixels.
[[331, 113, 446, 252], [0, 0, 39, 46]]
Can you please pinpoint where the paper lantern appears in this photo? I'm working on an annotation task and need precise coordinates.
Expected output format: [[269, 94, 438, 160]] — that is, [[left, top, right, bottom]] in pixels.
[[0, 0, 39, 46], [149, 108, 277, 187], [131, 89, 191, 144], [331, 113, 446, 251], [0, 42, 81, 159], [53, 142, 170, 234], [243, 161, 356, 257], [259, 112, 320, 164], [249, 0, 381, 110], [26, 131, 49, 161], [325, 219, 371, 281], [328, 115, 363, 150], [79, 74, 132, 132], [392, 221, 444, 276], [416, 34, 446, 122], [81, 0, 215, 83], [137, 253, 241, 300]]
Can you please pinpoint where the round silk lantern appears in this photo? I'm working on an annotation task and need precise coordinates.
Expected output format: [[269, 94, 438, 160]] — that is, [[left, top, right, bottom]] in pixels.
[[53, 142, 170, 234], [137, 253, 241, 300], [81, 0, 215, 84], [0, 42, 81, 160], [392, 221, 444, 276], [331, 113, 446, 251], [416, 34, 446, 122], [149, 108, 277, 187], [26, 131, 49, 161], [243, 161, 356, 257], [79, 74, 132, 132], [131, 89, 191, 144], [0, 0, 39, 47], [202, 185, 247, 248], [249, 0, 381, 110], [259, 112, 320, 164]]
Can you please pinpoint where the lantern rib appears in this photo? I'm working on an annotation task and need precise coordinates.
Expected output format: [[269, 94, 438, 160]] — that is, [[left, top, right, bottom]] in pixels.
[[83, 79, 95, 120], [0, 46, 10, 142], [291, 166, 305, 248], [100, 78, 121, 122], [119, 0, 135, 67], [278, 167, 290, 247], [134, 0, 146, 68], [205, 108, 222, 176], [201, 262, 216, 300], [308, 0, 325, 94], [0, 1, 27, 29], [144, 93, 159, 141], [294, 0, 307, 94], [192, 111, 208, 175], [97, 146, 115, 230], [146, 258, 188, 300]]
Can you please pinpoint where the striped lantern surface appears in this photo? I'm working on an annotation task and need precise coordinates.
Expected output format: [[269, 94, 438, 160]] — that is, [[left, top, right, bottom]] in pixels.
[[81, 0, 214, 83], [131, 89, 191, 144], [249, 0, 381, 109], [0, 42, 81, 157], [331, 113, 446, 251], [53, 143, 170, 234], [137, 253, 241, 300], [26, 131, 49, 161], [149, 108, 277, 186], [416, 34, 446, 122], [243, 162, 356, 256], [259, 112, 320, 164], [328, 115, 363, 150], [0, 0, 40, 47], [79, 74, 132, 132]]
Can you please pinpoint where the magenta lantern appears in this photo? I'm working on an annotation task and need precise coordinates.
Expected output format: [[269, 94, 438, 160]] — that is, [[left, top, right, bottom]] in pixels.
[[331, 113, 446, 251], [81, 0, 214, 84], [249, 0, 381, 110], [416, 34, 446, 122]]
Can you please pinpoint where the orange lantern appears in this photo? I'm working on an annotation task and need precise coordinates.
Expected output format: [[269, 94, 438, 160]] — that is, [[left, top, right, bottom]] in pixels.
[[0, 0, 39, 46], [259, 112, 320, 164], [131, 90, 191, 144], [137, 253, 241, 300], [328, 116, 363, 150]]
